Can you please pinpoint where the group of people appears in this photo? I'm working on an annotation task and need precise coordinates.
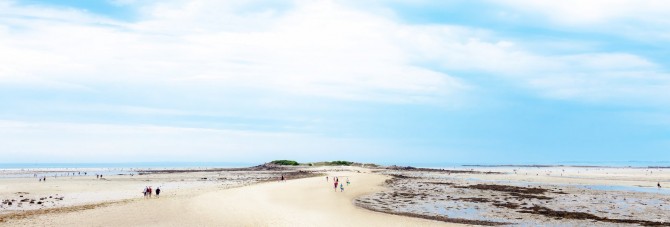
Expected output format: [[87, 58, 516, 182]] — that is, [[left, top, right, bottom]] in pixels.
[[327, 176, 350, 192], [35, 172, 91, 181], [143, 186, 161, 198]]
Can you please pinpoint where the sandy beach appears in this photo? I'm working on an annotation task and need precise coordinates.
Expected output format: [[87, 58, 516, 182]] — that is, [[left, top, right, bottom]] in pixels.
[[1, 165, 669, 226], [4, 0, 670, 226], [0, 166, 454, 226]]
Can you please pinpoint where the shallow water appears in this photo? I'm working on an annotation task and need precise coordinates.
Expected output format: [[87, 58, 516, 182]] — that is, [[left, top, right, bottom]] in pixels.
[[395, 200, 511, 223], [0, 169, 137, 178], [577, 185, 670, 195], [437, 174, 670, 195]]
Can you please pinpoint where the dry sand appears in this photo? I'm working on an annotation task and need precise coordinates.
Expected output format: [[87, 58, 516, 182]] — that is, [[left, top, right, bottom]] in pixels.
[[3, 165, 669, 226], [2, 168, 459, 226]]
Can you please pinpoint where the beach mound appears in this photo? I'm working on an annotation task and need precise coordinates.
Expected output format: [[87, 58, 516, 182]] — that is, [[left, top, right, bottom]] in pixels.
[[248, 163, 287, 171]]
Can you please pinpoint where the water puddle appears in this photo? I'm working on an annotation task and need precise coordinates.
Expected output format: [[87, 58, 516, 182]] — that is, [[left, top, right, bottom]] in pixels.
[[577, 185, 670, 195]]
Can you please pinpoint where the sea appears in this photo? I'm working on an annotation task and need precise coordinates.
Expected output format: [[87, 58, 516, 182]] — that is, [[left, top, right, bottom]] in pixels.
[[397, 161, 670, 169], [0, 162, 259, 178], [0, 162, 258, 169], [2, 160, 669, 171], [1, 161, 668, 194]]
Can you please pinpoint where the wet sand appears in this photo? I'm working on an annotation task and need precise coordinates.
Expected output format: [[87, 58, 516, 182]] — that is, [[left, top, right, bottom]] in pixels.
[[357, 166, 670, 226], [0, 166, 458, 226], [1, 165, 669, 226]]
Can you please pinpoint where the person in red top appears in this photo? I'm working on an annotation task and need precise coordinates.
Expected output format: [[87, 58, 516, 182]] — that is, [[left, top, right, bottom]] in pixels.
[[143, 186, 148, 198], [333, 181, 338, 192]]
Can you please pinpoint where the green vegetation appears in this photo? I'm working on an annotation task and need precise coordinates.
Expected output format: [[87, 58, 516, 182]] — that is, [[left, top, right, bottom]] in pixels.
[[270, 160, 300, 166], [268, 160, 376, 167], [306, 160, 357, 166], [326, 160, 354, 166]]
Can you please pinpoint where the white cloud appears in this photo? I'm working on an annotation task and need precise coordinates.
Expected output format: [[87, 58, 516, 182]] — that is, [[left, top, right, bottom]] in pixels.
[[0, 0, 468, 104], [505, 52, 669, 102], [526, 72, 667, 101], [2, 0, 668, 108], [0, 120, 393, 162], [493, 0, 670, 42], [1, 0, 669, 162], [495, 0, 670, 26], [393, 24, 670, 103]]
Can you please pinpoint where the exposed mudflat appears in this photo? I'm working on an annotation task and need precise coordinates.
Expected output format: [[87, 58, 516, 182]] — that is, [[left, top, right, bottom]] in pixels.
[[355, 168, 670, 226]]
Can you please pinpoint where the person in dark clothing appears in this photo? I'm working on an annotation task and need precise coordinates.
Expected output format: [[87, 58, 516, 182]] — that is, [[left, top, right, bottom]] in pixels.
[[156, 187, 161, 197]]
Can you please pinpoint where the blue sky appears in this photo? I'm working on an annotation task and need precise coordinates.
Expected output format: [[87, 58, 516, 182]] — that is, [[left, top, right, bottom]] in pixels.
[[1, 0, 669, 164]]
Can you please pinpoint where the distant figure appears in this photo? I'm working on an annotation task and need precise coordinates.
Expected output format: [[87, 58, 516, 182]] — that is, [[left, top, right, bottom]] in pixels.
[[100, 174, 103, 178], [39, 178, 42, 182], [143, 187, 148, 198], [334, 182, 338, 192], [43, 177, 46, 182], [148, 186, 153, 198], [659, 182, 662, 189], [326, 176, 329, 182], [340, 182, 344, 192], [346, 178, 350, 186], [156, 187, 161, 197], [281, 175, 285, 181], [96, 174, 99, 179]]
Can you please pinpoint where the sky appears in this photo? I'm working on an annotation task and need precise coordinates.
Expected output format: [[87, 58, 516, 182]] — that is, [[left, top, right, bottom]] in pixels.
[[1, 0, 669, 165]]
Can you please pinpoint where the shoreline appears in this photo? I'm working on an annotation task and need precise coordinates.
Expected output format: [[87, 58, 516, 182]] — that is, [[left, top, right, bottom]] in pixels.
[[3, 161, 670, 170], [1, 165, 669, 226], [1, 166, 456, 226], [460, 164, 670, 169], [356, 166, 670, 226]]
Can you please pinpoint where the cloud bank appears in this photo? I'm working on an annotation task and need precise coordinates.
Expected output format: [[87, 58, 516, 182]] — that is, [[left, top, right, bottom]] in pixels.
[[1, 0, 669, 163]]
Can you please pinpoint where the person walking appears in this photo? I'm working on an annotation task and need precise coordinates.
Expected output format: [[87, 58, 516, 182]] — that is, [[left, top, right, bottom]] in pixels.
[[156, 187, 161, 197], [334, 181, 338, 192], [340, 182, 344, 192]]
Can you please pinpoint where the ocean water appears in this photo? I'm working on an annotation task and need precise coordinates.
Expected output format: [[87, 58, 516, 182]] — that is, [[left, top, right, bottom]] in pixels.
[[0, 162, 260, 178], [401, 160, 670, 168], [3, 161, 668, 171], [0, 162, 259, 169]]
